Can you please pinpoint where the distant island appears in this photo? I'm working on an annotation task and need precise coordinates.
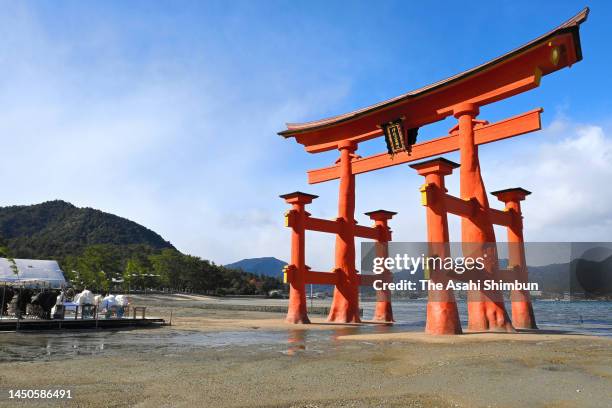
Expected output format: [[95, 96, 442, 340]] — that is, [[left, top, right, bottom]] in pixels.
[[224, 257, 287, 278]]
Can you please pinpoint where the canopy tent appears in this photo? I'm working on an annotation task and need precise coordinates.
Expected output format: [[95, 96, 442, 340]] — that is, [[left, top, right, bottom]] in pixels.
[[0, 258, 67, 288]]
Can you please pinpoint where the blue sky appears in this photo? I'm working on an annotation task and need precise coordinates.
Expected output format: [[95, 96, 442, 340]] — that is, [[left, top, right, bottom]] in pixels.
[[0, 1, 610, 267]]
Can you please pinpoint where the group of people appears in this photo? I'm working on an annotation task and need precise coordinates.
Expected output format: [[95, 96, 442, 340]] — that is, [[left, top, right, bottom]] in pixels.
[[52, 289, 131, 319], [1, 287, 131, 319], [1, 287, 58, 319]]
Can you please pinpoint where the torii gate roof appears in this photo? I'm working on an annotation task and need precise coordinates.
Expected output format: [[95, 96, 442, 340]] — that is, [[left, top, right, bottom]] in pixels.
[[279, 8, 589, 153]]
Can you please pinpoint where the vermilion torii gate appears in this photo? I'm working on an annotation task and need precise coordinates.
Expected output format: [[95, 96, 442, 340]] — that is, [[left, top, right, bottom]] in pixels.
[[279, 9, 588, 332]]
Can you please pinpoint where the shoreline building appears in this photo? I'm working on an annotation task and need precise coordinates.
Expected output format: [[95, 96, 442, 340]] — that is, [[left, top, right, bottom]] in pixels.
[[0, 258, 67, 288]]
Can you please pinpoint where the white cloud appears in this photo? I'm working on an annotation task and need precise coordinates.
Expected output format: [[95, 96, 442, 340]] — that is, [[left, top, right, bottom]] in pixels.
[[482, 118, 612, 241]]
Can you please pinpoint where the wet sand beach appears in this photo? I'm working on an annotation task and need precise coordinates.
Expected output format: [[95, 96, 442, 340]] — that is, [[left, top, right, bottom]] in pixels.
[[0, 294, 610, 407]]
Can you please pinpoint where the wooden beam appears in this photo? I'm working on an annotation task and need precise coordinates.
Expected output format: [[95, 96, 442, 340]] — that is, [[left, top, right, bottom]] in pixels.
[[308, 108, 542, 184], [489, 208, 513, 227], [444, 196, 514, 226], [354, 224, 380, 240], [305, 216, 380, 240], [445, 195, 476, 218], [305, 129, 382, 154], [436, 70, 541, 116], [358, 274, 391, 286], [304, 217, 339, 234], [305, 271, 337, 285]]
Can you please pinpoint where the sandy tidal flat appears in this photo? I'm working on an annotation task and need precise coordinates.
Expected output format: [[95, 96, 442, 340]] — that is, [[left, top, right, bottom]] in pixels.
[[0, 295, 610, 408]]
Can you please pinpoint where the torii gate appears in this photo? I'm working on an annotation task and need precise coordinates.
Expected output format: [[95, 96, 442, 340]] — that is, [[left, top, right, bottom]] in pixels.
[[279, 9, 588, 333]]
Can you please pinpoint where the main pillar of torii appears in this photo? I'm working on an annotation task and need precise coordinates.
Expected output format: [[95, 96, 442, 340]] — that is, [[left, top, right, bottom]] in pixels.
[[327, 140, 361, 323], [454, 102, 514, 331]]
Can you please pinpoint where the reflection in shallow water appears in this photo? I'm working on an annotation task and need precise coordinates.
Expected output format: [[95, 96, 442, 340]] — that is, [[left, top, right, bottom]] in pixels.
[[286, 329, 306, 355], [0, 324, 399, 362], [372, 323, 394, 335], [331, 326, 360, 340], [0, 329, 285, 362], [0, 300, 610, 363]]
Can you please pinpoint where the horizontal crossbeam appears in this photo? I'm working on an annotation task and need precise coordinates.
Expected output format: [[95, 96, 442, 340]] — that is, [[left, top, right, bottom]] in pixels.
[[308, 108, 542, 184], [359, 274, 391, 287], [421, 186, 519, 227], [305, 271, 337, 285], [354, 224, 380, 240], [295, 271, 393, 286], [301, 216, 383, 240], [304, 217, 339, 234], [489, 208, 514, 227], [445, 195, 476, 218]]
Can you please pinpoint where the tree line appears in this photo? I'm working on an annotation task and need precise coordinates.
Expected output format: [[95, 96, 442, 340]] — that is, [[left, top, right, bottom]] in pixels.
[[1, 240, 283, 296], [61, 244, 283, 295]]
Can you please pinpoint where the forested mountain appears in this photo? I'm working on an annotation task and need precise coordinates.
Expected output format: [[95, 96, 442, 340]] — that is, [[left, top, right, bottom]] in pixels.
[[0, 200, 173, 259], [0, 201, 282, 295], [225, 257, 287, 278]]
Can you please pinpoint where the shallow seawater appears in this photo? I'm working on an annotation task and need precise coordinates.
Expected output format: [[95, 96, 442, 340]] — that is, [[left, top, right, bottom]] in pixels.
[[361, 299, 612, 337], [0, 326, 387, 362], [0, 300, 609, 362], [530, 300, 612, 337]]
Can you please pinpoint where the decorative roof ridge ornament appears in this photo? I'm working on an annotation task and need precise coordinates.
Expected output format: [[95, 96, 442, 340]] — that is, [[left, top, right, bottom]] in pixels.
[[380, 117, 418, 158]]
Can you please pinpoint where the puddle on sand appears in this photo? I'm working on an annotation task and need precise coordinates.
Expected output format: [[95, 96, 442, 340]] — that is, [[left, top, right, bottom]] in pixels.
[[0, 324, 402, 362], [4, 300, 611, 363]]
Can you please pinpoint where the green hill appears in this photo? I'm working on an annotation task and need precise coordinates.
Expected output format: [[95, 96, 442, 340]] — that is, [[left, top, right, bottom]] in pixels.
[[0, 200, 282, 295], [0, 200, 174, 259]]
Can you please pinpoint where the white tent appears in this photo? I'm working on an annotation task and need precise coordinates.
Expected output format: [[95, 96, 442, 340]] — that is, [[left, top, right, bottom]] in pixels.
[[0, 258, 67, 288]]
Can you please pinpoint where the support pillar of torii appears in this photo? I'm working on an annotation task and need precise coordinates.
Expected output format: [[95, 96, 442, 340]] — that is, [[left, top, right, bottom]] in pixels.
[[411, 155, 537, 333], [492, 187, 537, 329], [410, 158, 462, 334]]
